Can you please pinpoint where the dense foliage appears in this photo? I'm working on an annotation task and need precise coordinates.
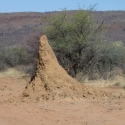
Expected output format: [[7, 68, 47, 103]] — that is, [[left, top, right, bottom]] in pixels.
[[45, 8, 102, 77], [0, 44, 28, 70], [45, 8, 125, 79]]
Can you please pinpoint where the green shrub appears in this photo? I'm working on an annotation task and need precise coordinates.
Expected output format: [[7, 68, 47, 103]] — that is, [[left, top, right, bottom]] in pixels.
[[0, 44, 7, 71], [0, 45, 28, 70], [5, 46, 28, 67], [82, 41, 125, 79]]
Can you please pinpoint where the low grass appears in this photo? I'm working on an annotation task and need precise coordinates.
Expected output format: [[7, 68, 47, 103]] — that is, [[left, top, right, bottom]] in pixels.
[[0, 67, 27, 78], [1, 66, 125, 88], [75, 72, 125, 87]]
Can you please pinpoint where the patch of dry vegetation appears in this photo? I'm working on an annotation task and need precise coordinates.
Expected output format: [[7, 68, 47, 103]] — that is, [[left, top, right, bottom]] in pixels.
[[0, 68, 27, 78]]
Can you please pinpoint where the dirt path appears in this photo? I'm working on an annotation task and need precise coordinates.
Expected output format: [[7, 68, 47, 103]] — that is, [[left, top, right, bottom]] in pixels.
[[0, 77, 125, 125]]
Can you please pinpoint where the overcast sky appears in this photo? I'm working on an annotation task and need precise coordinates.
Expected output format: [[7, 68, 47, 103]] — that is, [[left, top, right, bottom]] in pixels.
[[0, 0, 125, 13]]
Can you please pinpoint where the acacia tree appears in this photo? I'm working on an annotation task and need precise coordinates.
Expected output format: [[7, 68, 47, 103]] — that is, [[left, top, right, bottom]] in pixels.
[[45, 8, 103, 77], [45, 7, 125, 80]]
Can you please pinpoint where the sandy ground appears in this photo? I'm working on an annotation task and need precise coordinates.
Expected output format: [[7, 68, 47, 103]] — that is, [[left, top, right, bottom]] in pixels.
[[0, 77, 125, 125]]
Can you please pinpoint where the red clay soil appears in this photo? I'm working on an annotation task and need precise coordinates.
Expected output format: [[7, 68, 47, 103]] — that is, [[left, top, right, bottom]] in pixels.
[[0, 77, 125, 125]]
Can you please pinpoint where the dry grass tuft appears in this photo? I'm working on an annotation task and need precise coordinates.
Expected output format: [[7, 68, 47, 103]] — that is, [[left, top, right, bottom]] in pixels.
[[79, 75, 125, 88], [0, 67, 27, 78]]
